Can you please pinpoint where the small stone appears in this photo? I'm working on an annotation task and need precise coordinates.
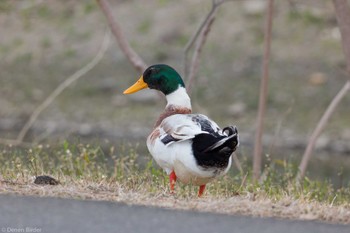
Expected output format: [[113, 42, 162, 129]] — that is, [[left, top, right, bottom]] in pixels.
[[34, 175, 59, 185]]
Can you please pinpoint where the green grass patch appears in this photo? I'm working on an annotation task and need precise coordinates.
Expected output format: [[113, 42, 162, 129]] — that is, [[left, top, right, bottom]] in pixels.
[[0, 142, 349, 206]]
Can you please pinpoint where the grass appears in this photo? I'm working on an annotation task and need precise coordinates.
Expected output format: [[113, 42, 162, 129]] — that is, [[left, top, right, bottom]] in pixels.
[[0, 142, 349, 224]]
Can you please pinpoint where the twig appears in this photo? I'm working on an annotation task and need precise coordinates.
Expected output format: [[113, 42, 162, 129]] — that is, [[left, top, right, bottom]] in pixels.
[[185, 0, 230, 94], [297, 0, 350, 181], [232, 152, 243, 174], [184, 0, 223, 78], [253, 0, 274, 181], [297, 81, 350, 181], [15, 30, 111, 144], [96, 0, 147, 73], [268, 101, 294, 155], [186, 16, 215, 94], [238, 172, 248, 192]]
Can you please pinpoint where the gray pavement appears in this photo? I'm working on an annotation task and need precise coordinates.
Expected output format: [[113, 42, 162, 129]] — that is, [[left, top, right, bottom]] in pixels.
[[0, 194, 348, 233]]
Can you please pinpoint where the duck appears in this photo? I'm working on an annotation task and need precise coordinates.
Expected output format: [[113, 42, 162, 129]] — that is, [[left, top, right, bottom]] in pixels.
[[123, 64, 239, 197]]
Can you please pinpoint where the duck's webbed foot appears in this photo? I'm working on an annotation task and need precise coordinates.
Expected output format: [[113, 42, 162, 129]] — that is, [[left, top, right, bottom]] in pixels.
[[169, 171, 177, 193], [198, 184, 206, 197]]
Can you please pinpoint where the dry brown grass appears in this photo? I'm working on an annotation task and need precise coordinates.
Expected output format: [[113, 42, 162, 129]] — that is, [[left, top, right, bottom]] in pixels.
[[1, 177, 349, 225], [0, 143, 349, 225]]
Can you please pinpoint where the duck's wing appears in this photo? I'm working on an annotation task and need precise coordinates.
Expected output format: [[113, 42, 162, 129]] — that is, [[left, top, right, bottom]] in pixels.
[[159, 114, 221, 146]]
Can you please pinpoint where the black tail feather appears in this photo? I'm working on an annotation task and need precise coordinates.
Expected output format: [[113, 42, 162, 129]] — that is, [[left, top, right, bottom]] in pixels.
[[203, 126, 238, 153], [192, 126, 239, 169]]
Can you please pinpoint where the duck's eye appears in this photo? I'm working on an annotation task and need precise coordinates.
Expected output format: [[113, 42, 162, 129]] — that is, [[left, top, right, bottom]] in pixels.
[[144, 67, 159, 79], [144, 69, 152, 78]]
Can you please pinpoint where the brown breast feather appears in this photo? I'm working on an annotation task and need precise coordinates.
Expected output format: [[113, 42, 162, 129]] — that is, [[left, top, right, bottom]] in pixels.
[[149, 105, 192, 145], [154, 105, 192, 128]]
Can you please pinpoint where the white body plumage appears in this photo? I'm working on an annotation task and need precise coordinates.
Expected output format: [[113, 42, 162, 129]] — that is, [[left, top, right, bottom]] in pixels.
[[147, 114, 233, 185]]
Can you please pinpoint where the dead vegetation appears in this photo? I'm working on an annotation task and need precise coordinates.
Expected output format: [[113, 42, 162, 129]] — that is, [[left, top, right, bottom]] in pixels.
[[1, 177, 349, 225], [0, 143, 349, 224]]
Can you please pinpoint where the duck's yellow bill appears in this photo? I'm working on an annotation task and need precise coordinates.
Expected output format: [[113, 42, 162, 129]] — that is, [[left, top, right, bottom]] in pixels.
[[123, 76, 148, 94]]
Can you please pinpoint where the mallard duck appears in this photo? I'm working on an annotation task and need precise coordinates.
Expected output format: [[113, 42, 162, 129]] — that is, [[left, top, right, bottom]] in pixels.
[[123, 64, 239, 197]]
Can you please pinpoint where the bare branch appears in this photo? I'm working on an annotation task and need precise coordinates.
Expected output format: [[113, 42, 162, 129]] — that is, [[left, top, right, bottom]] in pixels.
[[184, 0, 217, 77], [15, 30, 111, 144], [185, 1, 214, 53], [253, 0, 274, 181], [96, 0, 147, 73], [297, 0, 350, 181], [185, 0, 230, 94], [297, 81, 350, 181], [186, 16, 215, 94]]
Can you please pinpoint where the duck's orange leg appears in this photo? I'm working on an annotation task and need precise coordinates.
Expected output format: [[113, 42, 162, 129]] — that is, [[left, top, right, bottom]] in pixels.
[[198, 185, 206, 197], [169, 171, 177, 192]]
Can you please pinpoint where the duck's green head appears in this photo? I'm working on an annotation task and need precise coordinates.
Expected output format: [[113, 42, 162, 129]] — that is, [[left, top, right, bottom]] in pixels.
[[123, 64, 185, 95]]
